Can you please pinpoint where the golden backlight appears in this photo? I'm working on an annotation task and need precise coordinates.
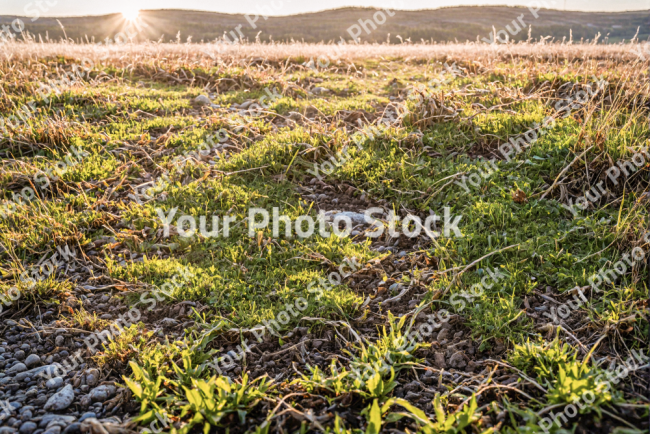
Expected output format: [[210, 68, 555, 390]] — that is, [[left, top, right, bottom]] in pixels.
[[121, 8, 140, 22]]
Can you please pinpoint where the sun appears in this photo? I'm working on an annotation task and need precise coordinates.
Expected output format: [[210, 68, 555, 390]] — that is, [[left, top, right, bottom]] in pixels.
[[121, 8, 140, 22]]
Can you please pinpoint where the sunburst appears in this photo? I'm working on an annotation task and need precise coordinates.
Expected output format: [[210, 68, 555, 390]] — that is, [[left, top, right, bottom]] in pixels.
[[121, 8, 140, 22]]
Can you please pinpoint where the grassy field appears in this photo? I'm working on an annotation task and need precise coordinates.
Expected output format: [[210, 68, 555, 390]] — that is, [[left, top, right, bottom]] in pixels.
[[0, 41, 648, 434]]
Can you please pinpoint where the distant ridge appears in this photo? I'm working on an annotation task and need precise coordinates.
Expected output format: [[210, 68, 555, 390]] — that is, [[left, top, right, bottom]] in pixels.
[[2, 6, 647, 44]]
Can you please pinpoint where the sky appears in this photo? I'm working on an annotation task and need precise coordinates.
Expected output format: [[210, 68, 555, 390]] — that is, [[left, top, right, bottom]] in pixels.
[[2, 0, 648, 17]]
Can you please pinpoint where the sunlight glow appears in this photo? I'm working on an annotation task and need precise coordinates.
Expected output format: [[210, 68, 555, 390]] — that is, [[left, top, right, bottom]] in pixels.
[[121, 8, 140, 21]]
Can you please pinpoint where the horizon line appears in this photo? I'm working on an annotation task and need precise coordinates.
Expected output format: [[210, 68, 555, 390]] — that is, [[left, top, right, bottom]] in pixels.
[[3, 4, 648, 19]]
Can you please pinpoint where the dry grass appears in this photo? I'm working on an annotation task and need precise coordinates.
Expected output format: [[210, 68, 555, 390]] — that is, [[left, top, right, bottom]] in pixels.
[[1, 40, 646, 65]]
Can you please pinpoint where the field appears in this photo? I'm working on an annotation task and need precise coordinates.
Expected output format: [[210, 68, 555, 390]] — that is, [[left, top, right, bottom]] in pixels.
[[0, 41, 648, 434]]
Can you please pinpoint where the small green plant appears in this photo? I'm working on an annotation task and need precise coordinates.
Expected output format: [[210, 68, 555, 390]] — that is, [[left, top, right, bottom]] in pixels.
[[546, 361, 612, 408], [374, 395, 485, 434], [296, 312, 424, 400], [508, 337, 575, 387], [177, 374, 273, 433], [94, 324, 151, 366]]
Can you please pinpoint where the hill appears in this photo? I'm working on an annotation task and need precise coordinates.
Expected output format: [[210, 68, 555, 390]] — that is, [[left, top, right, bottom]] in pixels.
[[2, 6, 648, 45]]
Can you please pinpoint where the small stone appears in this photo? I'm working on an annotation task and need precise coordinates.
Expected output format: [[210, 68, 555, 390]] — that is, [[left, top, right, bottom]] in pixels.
[[18, 406, 34, 415], [31, 395, 48, 406], [434, 351, 446, 369], [79, 395, 92, 408], [14, 351, 25, 361], [311, 87, 330, 95], [404, 391, 421, 401], [449, 351, 467, 369], [160, 318, 178, 327], [19, 423, 36, 434], [7, 363, 27, 375], [88, 385, 116, 403], [193, 95, 212, 106], [42, 427, 61, 434], [44, 385, 75, 411], [14, 373, 29, 382], [62, 424, 80, 434], [78, 413, 95, 423], [24, 355, 41, 369], [85, 369, 99, 387], [330, 211, 366, 225], [24, 365, 58, 378], [54, 336, 65, 347], [436, 329, 449, 341], [46, 377, 64, 389], [403, 380, 420, 393], [39, 416, 77, 429]]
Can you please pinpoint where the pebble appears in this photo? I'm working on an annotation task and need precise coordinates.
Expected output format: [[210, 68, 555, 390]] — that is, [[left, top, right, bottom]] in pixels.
[[24, 365, 58, 378], [85, 369, 99, 387], [39, 415, 76, 428], [61, 424, 80, 434], [46, 377, 64, 389], [312, 87, 331, 94], [193, 95, 212, 106], [54, 336, 65, 347], [88, 385, 116, 403], [330, 211, 366, 225], [43, 385, 74, 411], [19, 422, 36, 434], [7, 363, 27, 375], [78, 413, 95, 423], [14, 351, 25, 361], [24, 355, 41, 369], [449, 351, 467, 369], [160, 318, 178, 327]]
